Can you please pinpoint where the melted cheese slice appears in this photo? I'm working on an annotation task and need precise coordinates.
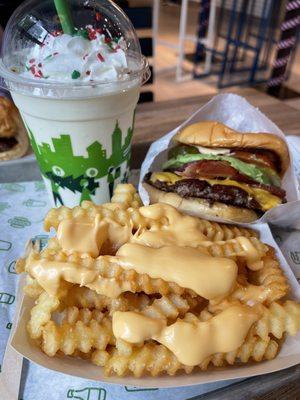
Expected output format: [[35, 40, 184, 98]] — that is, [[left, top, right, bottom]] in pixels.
[[150, 172, 281, 211]]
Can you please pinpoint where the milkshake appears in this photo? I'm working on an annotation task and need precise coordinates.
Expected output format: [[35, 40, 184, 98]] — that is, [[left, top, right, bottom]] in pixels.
[[0, 0, 149, 206]]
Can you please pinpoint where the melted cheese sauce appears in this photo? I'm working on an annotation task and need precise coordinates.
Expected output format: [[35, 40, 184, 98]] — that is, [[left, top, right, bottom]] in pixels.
[[236, 237, 263, 270], [113, 305, 259, 366], [27, 255, 125, 298], [150, 172, 281, 211], [113, 311, 167, 342], [57, 214, 132, 257], [133, 203, 208, 249], [28, 258, 98, 296], [116, 243, 237, 299]]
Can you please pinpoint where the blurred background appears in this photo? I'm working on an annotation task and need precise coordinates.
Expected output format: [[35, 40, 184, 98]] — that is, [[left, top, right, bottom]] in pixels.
[[0, 0, 299, 106]]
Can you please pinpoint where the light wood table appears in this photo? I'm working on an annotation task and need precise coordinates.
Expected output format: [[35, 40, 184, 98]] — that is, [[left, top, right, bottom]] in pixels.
[[0, 88, 299, 400]]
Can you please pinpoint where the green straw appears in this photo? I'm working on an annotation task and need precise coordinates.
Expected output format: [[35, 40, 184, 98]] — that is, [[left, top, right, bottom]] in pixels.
[[54, 0, 75, 35]]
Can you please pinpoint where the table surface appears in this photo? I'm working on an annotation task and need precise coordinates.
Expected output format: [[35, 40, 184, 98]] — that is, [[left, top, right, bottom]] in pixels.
[[1, 88, 300, 399]]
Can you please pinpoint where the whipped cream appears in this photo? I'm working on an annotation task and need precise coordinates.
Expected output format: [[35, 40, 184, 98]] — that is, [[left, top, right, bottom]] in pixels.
[[21, 27, 128, 83]]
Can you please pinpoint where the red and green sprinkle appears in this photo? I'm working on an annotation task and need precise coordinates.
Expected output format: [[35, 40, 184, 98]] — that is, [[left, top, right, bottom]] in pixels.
[[71, 70, 81, 79], [97, 52, 105, 62]]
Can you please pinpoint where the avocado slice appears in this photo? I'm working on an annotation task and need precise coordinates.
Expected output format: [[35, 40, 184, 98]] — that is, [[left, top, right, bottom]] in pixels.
[[163, 154, 281, 187]]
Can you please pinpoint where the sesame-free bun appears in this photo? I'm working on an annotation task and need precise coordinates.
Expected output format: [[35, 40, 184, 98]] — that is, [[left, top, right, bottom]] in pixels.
[[0, 97, 29, 161], [143, 182, 258, 223], [174, 121, 289, 175]]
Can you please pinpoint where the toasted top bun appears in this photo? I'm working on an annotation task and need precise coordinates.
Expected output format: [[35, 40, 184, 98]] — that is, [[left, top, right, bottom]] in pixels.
[[0, 97, 29, 161], [174, 121, 290, 175]]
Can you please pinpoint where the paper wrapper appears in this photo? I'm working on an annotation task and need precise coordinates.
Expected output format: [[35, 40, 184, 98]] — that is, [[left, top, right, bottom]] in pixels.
[[10, 223, 300, 388], [139, 94, 300, 227]]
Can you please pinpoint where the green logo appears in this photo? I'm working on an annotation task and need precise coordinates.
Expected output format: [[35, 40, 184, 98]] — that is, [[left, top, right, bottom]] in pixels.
[[0, 202, 11, 213], [273, 234, 282, 244], [8, 216, 31, 229], [7, 260, 16, 274], [0, 292, 15, 305], [290, 251, 300, 265], [0, 239, 12, 251], [6, 322, 12, 329], [28, 118, 133, 206], [34, 181, 46, 192], [23, 199, 47, 208], [32, 234, 49, 250], [67, 387, 107, 400], [2, 183, 25, 192], [125, 386, 159, 392]]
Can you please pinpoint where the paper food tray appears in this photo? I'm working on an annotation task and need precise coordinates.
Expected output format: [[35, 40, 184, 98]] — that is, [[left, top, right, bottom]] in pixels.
[[10, 223, 300, 388], [139, 94, 300, 227]]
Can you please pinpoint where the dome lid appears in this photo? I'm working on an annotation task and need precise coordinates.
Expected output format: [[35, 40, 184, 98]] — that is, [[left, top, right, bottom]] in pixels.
[[0, 0, 149, 97]]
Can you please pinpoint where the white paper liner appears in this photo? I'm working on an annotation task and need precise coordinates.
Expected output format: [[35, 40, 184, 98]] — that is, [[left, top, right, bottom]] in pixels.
[[139, 94, 300, 227], [10, 223, 300, 388]]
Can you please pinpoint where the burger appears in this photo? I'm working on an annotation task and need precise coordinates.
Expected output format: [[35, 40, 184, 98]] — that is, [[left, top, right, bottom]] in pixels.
[[0, 96, 29, 161], [143, 121, 289, 222]]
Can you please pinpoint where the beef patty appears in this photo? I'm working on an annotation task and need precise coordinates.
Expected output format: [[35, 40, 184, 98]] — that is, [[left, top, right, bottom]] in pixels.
[[144, 173, 262, 212]]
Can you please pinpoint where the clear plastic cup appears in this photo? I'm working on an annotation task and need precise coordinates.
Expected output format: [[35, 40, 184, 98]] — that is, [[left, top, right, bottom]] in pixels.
[[0, 0, 150, 206]]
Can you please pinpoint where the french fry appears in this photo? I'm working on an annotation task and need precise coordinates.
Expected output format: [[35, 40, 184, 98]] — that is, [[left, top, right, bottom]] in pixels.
[[255, 300, 300, 340], [97, 334, 278, 377], [23, 247, 196, 298], [27, 291, 60, 339], [41, 314, 114, 357], [111, 183, 143, 208], [61, 287, 151, 314]]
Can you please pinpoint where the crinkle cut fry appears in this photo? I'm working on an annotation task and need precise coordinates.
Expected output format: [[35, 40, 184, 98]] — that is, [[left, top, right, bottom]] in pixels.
[[27, 291, 60, 339], [25, 247, 197, 298], [231, 250, 289, 305], [206, 236, 268, 261], [61, 287, 151, 314], [61, 286, 198, 320], [23, 275, 44, 299], [43, 201, 153, 233], [111, 183, 143, 208], [195, 220, 258, 241], [41, 308, 114, 357], [207, 298, 300, 341], [255, 300, 300, 340], [93, 335, 278, 377], [249, 250, 289, 300]]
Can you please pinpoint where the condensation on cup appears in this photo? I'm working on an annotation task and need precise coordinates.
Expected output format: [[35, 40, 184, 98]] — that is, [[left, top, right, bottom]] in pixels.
[[0, 0, 150, 207]]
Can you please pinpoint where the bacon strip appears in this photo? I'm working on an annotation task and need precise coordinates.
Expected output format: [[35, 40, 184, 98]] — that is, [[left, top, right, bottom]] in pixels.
[[174, 160, 285, 199]]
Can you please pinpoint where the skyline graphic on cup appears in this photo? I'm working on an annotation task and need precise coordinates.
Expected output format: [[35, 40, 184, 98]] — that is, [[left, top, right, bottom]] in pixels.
[[27, 120, 133, 206]]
